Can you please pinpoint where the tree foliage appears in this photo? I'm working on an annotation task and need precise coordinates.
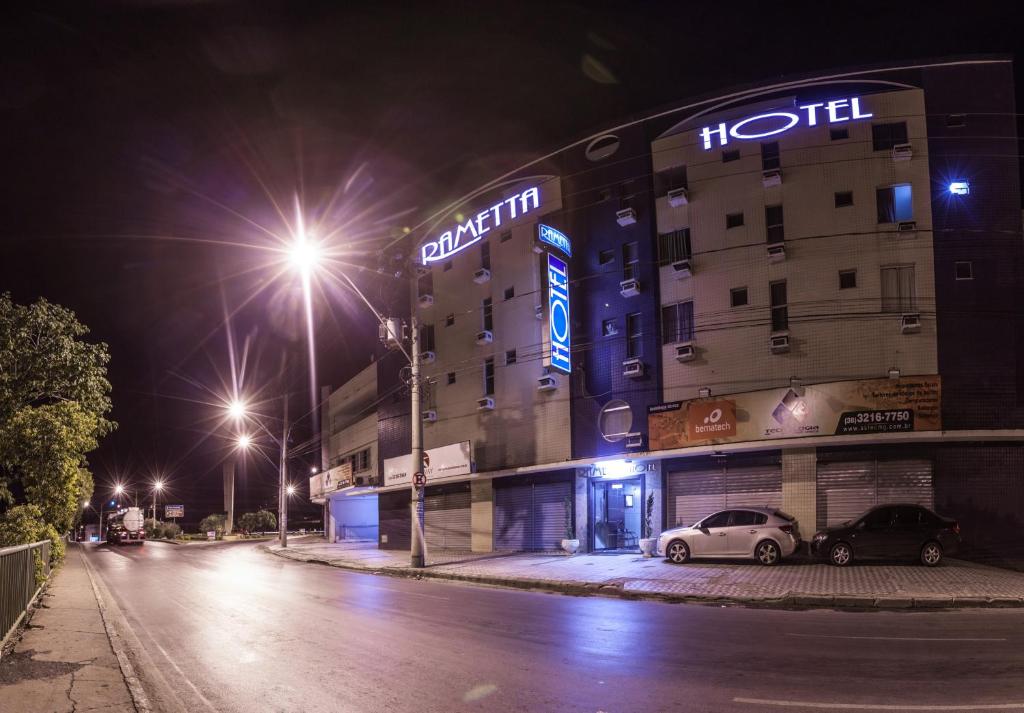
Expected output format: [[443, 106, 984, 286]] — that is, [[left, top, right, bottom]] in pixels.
[[0, 503, 65, 569], [238, 509, 276, 534], [199, 513, 227, 536]]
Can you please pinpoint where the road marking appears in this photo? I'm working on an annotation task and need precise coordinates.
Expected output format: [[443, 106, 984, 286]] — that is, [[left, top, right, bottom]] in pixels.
[[734, 697, 1024, 710], [786, 633, 1007, 642]]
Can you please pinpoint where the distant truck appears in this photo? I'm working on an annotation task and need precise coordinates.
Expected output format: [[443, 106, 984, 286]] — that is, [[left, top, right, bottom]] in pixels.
[[107, 507, 146, 545]]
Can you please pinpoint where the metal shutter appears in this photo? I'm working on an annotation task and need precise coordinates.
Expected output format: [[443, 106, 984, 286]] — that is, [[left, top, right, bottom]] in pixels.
[[424, 486, 471, 552], [378, 491, 411, 551], [494, 481, 571, 551], [877, 459, 934, 510], [816, 459, 934, 529], [667, 466, 726, 528], [533, 482, 571, 551], [726, 465, 783, 511]]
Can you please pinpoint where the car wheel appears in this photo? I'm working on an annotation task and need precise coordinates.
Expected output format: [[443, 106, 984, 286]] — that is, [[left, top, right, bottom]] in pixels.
[[920, 541, 943, 567], [756, 540, 781, 566], [829, 542, 853, 567], [666, 540, 690, 564]]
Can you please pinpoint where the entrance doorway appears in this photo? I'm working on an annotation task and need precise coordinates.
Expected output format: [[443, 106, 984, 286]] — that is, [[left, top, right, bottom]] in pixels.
[[591, 478, 643, 552]]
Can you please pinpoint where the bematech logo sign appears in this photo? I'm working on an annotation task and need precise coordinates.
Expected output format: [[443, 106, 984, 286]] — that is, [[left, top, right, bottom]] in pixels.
[[686, 400, 737, 441]]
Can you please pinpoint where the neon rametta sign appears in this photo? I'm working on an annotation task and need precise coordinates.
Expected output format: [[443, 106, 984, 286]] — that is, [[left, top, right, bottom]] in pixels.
[[420, 187, 540, 264], [547, 252, 571, 375], [699, 97, 872, 150]]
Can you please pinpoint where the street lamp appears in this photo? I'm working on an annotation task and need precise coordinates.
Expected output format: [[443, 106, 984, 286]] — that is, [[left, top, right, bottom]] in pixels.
[[228, 399, 246, 420], [151, 480, 164, 530], [237, 433, 252, 450]]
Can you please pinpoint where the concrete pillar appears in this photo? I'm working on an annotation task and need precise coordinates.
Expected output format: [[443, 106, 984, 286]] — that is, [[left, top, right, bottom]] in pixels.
[[574, 469, 589, 553], [643, 461, 664, 540], [471, 479, 493, 553], [327, 498, 338, 543], [782, 447, 817, 538]]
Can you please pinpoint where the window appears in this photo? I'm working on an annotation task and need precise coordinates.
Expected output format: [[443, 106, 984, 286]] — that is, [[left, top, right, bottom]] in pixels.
[[602, 318, 618, 337], [599, 249, 615, 266], [876, 184, 913, 223], [872, 122, 908, 151], [655, 165, 688, 197], [731, 510, 758, 527], [955, 261, 973, 280], [481, 242, 491, 270], [839, 270, 857, 289], [445, 313, 455, 327], [483, 358, 495, 396], [770, 280, 788, 331], [726, 212, 744, 229], [505, 349, 517, 365], [347, 448, 370, 473], [730, 287, 748, 307], [622, 242, 639, 281], [626, 313, 642, 357], [834, 191, 854, 208], [830, 127, 849, 141], [418, 272, 433, 297], [482, 298, 493, 331], [447, 371, 456, 385], [661, 301, 694, 345], [500, 230, 512, 243], [701, 511, 731, 528], [443, 261, 453, 272], [722, 149, 740, 163], [881, 265, 916, 312], [863, 506, 894, 530], [761, 141, 780, 171], [504, 286, 515, 300], [657, 229, 692, 265], [894, 506, 923, 528], [765, 204, 784, 244], [420, 324, 435, 352]]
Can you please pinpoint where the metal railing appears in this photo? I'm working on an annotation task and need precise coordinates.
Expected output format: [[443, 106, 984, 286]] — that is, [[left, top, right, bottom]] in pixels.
[[0, 540, 52, 647]]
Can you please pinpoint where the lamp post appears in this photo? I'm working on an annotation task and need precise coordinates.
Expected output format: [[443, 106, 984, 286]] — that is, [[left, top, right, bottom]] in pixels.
[[151, 480, 164, 531]]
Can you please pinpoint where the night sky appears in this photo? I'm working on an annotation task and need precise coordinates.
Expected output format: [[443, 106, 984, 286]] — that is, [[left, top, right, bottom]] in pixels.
[[2, 1, 1020, 527]]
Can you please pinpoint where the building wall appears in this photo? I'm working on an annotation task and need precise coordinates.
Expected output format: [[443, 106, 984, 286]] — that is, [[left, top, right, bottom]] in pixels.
[[327, 412, 378, 482]]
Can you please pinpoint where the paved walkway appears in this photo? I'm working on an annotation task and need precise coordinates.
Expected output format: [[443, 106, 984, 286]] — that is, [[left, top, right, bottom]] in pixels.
[[265, 537, 1024, 609], [0, 547, 137, 713]]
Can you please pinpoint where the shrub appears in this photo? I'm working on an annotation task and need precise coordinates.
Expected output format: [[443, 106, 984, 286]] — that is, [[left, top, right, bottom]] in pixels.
[[198, 513, 227, 538], [0, 504, 63, 583], [161, 522, 181, 539]]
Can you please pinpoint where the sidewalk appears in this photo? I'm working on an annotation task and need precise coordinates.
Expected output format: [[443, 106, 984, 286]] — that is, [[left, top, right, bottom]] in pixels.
[[264, 538, 1024, 610], [0, 547, 138, 713]]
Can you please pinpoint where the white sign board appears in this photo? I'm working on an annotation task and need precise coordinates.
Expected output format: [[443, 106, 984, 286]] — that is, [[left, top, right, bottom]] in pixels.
[[323, 462, 353, 494], [384, 441, 473, 487]]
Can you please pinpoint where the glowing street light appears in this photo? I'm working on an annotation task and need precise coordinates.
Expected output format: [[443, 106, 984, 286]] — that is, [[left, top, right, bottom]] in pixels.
[[286, 484, 296, 497], [237, 433, 252, 450], [288, 237, 321, 273], [228, 399, 247, 420], [151, 480, 164, 529]]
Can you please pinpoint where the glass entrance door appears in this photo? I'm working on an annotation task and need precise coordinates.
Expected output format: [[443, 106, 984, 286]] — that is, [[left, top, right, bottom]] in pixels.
[[592, 478, 643, 551]]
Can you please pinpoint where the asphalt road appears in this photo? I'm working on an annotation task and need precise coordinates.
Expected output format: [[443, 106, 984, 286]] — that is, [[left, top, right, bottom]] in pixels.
[[83, 540, 1024, 713]]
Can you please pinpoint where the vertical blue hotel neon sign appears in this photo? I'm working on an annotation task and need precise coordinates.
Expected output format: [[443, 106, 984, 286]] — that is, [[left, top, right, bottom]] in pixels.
[[547, 252, 571, 374]]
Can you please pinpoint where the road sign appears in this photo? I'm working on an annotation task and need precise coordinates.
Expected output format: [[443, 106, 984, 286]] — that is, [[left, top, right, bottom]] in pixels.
[[165, 505, 184, 519], [207, 531, 216, 540], [413, 472, 426, 487]]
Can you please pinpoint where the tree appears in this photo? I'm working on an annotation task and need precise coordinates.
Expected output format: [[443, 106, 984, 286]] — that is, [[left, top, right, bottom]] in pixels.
[[198, 513, 227, 537], [239, 510, 276, 535], [0, 504, 64, 581]]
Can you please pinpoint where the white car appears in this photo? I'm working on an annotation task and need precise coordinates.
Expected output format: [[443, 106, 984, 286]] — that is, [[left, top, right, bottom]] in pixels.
[[657, 507, 802, 566]]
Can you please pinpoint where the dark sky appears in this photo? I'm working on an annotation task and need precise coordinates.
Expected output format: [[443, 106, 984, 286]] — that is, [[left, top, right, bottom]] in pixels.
[[2, 1, 1020, 526]]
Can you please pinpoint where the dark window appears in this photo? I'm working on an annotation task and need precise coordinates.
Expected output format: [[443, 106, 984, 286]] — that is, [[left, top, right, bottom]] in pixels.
[[602, 318, 618, 337], [872, 122, 908, 151], [955, 261, 973, 280], [626, 313, 642, 357], [722, 149, 740, 163], [835, 191, 854, 208], [481, 242, 491, 270], [894, 506, 923, 528], [500, 230, 512, 243], [483, 358, 495, 396], [505, 349, 516, 365], [622, 242, 639, 281], [881, 265, 916, 312], [761, 142, 780, 171], [418, 272, 433, 297], [599, 249, 615, 266], [726, 212, 744, 229], [770, 280, 788, 331], [421, 324, 435, 352], [447, 371, 456, 385], [445, 313, 455, 327], [655, 165, 688, 197], [830, 127, 849, 141], [863, 506, 895, 530], [482, 298, 493, 331], [946, 114, 966, 128], [660, 301, 694, 345], [702, 511, 731, 528], [658, 229, 692, 265], [731, 510, 758, 527], [876, 184, 913, 223], [443, 261, 453, 272], [765, 204, 784, 244], [839, 270, 857, 289], [730, 287, 748, 307], [754, 512, 768, 525], [504, 286, 515, 300]]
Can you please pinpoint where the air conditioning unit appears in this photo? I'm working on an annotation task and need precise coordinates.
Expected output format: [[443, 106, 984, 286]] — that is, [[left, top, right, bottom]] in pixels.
[[537, 374, 558, 392], [897, 221, 917, 234], [354, 475, 370, 487], [901, 313, 921, 334], [473, 268, 491, 284], [422, 409, 437, 423], [671, 259, 693, 279], [622, 357, 644, 378], [475, 330, 493, 345], [769, 333, 790, 354], [379, 318, 403, 349], [766, 243, 786, 262], [415, 265, 431, 277], [675, 342, 696, 363], [762, 169, 782, 188], [418, 294, 434, 308], [892, 143, 913, 162], [616, 207, 637, 226], [534, 305, 544, 320], [667, 187, 689, 207], [476, 396, 495, 411], [420, 350, 436, 364], [619, 278, 640, 297], [625, 432, 644, 449]]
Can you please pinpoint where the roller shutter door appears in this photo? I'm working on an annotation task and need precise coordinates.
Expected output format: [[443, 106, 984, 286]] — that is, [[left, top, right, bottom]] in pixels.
[[378, 490, 411, 551], [816, 459, 933, 529], [424, 484, 471, 552], [666, 464, 782, 528], [494, 481, 572, 551]]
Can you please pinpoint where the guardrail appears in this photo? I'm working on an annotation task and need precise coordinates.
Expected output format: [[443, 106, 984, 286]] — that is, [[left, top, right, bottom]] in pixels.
[[0, 540, 52, 648]]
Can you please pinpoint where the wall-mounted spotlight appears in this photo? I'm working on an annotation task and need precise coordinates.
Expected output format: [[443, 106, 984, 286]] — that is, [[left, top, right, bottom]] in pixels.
[[948, 181, 970, 196]]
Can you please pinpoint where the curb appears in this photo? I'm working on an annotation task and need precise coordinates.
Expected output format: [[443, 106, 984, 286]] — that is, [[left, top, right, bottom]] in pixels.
[[257, 544, 1024, 611]]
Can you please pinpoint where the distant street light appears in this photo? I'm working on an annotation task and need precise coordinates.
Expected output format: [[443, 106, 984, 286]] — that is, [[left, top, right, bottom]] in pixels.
[[286, 484, 296, 497], [228, 400, 247, 420], [151, 480, 164, 530], [237, 434, 252, 449]]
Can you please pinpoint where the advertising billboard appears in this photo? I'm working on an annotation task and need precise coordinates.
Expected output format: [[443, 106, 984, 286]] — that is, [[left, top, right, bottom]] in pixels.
[[384, 441, 473, 487]]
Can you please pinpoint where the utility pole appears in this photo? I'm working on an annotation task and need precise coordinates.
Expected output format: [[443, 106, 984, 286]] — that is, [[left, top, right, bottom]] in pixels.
[[151, 488, 157, 529], [409, 311, 426, 568], [280, 390, 289, 548]]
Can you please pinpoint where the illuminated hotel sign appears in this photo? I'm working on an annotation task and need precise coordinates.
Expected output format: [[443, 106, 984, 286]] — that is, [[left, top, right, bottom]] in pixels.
[[538, 224, 571, 256], [699, 97, 872, 150], [420, 186, 540, 264], [547, 252, 571, 374]]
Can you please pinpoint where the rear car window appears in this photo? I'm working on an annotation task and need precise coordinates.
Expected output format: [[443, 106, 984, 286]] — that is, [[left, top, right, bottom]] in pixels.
[[754, 512, 768, 525], [731, 510, 758, 526]]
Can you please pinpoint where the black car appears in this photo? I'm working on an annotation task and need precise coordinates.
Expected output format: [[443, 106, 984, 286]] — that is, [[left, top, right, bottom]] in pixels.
[[810, 504, 960, 567]]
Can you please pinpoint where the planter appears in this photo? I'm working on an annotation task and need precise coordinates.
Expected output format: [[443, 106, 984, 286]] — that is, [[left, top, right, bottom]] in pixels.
[[639, 538, 656, 558], [560, 538, 580, 555]]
